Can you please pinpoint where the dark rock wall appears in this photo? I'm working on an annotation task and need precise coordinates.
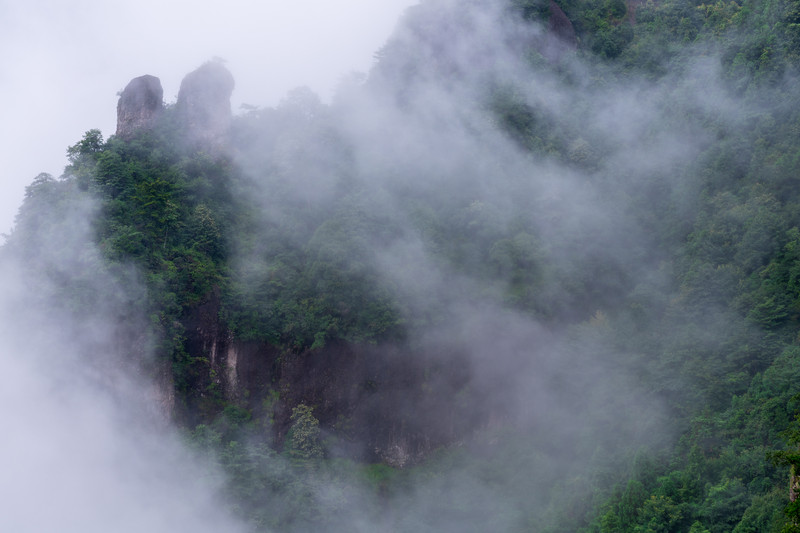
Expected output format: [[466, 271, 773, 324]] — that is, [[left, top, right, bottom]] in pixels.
[[180, 294, 480, 467]]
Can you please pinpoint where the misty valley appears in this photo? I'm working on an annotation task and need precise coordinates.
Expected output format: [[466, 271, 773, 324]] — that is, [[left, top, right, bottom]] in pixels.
[[5, 0, 800, 531]]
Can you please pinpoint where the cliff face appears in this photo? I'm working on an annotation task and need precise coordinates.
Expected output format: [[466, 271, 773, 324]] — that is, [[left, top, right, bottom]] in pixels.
[[179, 293, 479, 467], [116, 75, 163, 139]]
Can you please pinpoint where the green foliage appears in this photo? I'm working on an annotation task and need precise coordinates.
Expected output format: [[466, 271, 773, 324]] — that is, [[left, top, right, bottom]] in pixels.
[[287, 404, 323, 462], [731, 490, 785, 532]]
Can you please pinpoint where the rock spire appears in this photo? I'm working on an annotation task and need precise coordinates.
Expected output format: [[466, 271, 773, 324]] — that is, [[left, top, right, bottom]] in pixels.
[[176, 61, 235, 150], [115, 74, 163, 139], [115, 61, 234, 151]]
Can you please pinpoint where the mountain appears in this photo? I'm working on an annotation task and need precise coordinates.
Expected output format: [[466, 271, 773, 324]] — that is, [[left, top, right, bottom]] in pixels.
[[5, 0, 800, 531]]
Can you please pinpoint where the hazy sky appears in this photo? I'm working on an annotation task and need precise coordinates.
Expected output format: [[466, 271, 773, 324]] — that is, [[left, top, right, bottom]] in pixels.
[[0, 0, 416, 238]]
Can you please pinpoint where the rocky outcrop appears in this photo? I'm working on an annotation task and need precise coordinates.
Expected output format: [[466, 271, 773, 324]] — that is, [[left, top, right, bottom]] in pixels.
[[114, 62, 234, 150], [542, 0, 578, 62], [548, 0, 577, 46], [178, 291, 480, 466], [116, 75, 163, 139], [176, 61, 235, 150]]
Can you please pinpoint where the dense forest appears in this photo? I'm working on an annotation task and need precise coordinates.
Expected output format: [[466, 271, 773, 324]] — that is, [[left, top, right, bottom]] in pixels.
[[5, 0, 800, 530]]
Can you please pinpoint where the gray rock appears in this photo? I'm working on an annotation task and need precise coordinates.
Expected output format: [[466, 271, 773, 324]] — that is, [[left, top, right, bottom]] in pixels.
[[176, 61, 235, 150], [115, 75, 163, 139]]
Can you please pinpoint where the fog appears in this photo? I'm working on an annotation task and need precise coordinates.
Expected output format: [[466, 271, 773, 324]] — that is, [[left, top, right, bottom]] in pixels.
[[0, 0, 415, 239], [0, 190, 248, 531], [221, 0, 712, 528], [2, 0, 792, 530], [0, 2, 412, 531]]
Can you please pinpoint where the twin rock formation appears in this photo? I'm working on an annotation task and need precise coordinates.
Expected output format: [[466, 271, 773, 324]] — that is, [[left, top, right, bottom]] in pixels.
[[116, 61, 235, 148]]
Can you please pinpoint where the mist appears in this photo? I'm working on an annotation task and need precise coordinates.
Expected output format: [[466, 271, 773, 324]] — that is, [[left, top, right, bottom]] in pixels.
[[0, 189, 249, 531], [0, 0, 415, 239], [222, 0, 794, 529], [4, 0, 800, 530], [221, 0, 705, 527]]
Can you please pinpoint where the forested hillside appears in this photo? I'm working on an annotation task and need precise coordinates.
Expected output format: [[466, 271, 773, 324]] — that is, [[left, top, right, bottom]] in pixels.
[[5, 0, 800, 530]]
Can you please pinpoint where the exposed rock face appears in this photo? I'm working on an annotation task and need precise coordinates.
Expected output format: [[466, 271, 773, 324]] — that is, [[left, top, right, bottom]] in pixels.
[[176, 61, 235, 150], [542, 0, 577, 62], [548, 0, 577, 46], [116, 75, 163, 139], [179, 292, 479, 466]]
